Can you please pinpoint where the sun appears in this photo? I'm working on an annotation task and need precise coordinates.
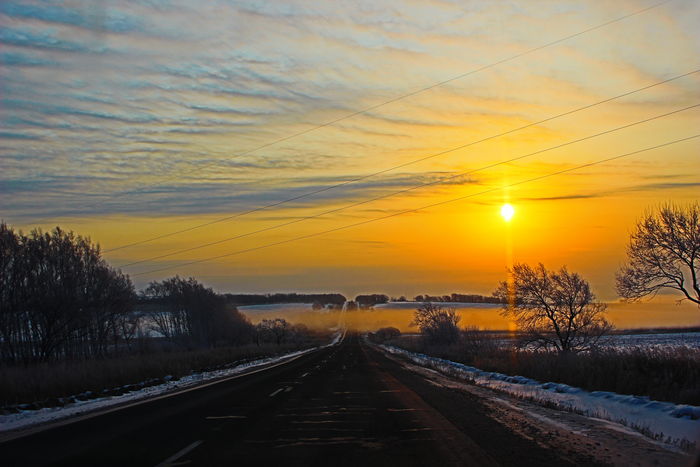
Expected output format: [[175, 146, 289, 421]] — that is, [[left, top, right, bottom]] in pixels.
[[500, 203, 515, 222]]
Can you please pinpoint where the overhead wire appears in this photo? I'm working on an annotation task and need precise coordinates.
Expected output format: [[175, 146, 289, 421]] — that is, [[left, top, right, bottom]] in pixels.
[[130, 134, 700, 277], [23, 0, 674, 233], [117, 103, 700, 268], [106, 68, 699, 253]]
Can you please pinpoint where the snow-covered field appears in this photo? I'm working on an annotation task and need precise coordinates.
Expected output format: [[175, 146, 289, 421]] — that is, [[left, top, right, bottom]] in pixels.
[[607, 332, 700, 349], [379, 344, 700, 450], [0, 333, 344, 434], [238, 303, 318, 313], [374, 301, 500, 310]]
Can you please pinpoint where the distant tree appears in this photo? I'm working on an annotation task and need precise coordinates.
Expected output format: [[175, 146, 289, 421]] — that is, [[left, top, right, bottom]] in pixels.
[[397, 296, 407, 302], [311, 301, 323, 310], [369, 326, 401, 343], [616, 203, 699, 306], [411, 303, 461, 344], [355, 294, 389, 308], [145, 276, 251, 348], [255, 318, 291, 345], [376, 326, 401, 341], [344, 300, 358, 311], [414, 295, 425, 302], [494, 263, 612, 353]]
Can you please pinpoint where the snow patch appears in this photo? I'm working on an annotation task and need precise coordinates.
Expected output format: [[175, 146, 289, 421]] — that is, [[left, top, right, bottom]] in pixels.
[[1, 333, 343, 434], [380, 344, 700, 451]]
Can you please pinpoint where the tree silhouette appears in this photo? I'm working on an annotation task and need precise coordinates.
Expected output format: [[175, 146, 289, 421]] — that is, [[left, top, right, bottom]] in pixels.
[[617, 203, 699, 306], [495, 263, 611, 353], [411, 302, 460, 344]]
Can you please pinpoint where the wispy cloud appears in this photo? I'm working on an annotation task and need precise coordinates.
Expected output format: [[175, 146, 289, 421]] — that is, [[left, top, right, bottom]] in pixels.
[[519, 182, 700, 202], [1, 0, 698, 228]]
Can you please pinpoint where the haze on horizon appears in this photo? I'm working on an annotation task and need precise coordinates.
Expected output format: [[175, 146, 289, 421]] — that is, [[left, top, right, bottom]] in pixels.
[[1, 0, 699, 327]]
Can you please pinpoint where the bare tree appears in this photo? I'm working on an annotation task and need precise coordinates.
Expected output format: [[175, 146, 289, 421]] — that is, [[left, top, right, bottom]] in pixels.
[[494, 263, 612, 353], [616, 203, 699, 306], [144, 276, 252, 348], [255, 318, 291, 345], [411, 302, 461, 344], [0, 223, 135, 363]]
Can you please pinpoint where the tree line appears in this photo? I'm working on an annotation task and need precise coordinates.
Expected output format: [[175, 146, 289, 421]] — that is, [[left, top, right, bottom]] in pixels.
[[0, 223, 321, 366], [412, 293, 501, 304], [224, 293, 346, 306], [0, 224, 135, 364]]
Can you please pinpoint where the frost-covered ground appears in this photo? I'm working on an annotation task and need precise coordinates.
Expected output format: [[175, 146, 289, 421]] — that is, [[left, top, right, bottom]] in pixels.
[[380, 344, 700, 450], [238, 303, 318, 313], [0, 333, 344, 434], [374, 301, 500, 310]]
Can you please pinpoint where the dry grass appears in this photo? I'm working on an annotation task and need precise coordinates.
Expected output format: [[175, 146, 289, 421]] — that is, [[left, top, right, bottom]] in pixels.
[[391, 335, 700, 406], [0, 337, 327, 409]]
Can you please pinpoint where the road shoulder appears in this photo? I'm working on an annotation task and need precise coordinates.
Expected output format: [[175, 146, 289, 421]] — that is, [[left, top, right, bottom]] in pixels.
[[375, 345, 696, 467]]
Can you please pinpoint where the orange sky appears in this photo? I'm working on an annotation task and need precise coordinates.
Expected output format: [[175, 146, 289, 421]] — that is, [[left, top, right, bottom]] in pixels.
[[2, 1, 699, 326]]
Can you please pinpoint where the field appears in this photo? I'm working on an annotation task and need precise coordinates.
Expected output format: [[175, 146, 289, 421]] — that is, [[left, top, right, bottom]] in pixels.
[[239, 300, 700, 334]]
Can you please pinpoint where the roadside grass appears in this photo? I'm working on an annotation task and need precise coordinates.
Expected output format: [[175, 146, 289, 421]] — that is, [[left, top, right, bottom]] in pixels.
[[0, 336, 328, 411], [389, 334, 700, 406]]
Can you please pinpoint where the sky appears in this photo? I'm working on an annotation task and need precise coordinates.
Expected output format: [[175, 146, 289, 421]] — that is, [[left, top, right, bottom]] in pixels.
[[1, 0, 699, 324]]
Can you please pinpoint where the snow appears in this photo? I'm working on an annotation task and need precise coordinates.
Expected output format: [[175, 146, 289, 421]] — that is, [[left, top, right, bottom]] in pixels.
[[380, 344, 700, 450], [1, 332, 345, 434], [374, 301, 500, 310], [238, 303, 313, 313]]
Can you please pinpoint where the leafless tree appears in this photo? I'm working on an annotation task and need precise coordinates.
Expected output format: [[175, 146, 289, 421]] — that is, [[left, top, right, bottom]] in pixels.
[[255, 318, 291, 345], [616, 203, 699, 306], [0, 223, 134, 363], [494, 263, 612, 353], [411, 302, 461, 344], [144, 276, 252, 348]]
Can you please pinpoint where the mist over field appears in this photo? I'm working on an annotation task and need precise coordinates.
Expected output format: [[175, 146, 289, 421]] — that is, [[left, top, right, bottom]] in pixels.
[[239, 299, 700, 332]]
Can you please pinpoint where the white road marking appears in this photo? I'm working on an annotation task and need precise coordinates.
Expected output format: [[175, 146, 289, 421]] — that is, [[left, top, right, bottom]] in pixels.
[[0, 349, 319, 444], [284, 386, 293, 393], [269, 388, 284, 397], [300, 372, 310, 378], [154, 440, 203, 467]]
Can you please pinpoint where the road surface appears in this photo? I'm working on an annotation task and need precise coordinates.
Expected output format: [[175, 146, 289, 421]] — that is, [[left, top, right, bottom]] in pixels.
[[0, 334, 654, 466]]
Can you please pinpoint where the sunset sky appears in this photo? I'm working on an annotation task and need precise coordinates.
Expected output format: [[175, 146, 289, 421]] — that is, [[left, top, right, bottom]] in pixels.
[[1, 0, 699, 324]]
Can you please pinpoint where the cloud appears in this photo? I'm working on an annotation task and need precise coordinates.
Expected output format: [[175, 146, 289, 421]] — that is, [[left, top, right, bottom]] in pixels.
[[0, 27, 108, 53], [0, 131, 43, 140], [0, 51, 57, 67], [2, 168, 479, 221], [0, 2, 144, 34], [1, 0, 697, 230], [519, 182, 700, 202]]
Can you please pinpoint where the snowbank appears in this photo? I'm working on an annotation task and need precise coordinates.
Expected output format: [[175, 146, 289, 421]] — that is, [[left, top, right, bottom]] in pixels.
[[1, 332, 344, 434], [380, 344, 700, 450]]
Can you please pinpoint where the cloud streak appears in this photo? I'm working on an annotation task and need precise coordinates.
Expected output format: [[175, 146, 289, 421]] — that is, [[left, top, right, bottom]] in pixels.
[[1, 0, 698, 229]]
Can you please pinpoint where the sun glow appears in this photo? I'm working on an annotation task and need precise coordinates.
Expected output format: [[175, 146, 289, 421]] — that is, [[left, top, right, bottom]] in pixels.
[[500, 203, 515, 222]]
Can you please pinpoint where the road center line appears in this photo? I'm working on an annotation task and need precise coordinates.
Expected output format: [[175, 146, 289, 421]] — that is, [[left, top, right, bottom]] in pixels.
[[154, 440, 203, 467], [269, 388, 284, 397]]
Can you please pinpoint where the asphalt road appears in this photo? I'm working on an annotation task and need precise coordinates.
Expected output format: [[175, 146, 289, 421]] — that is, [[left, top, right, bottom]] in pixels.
[[1, 334, 598, 466]]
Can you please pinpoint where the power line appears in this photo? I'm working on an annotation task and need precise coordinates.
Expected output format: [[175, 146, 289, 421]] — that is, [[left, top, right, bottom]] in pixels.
[[106, 68, 699, 253], [28, 0, 673, 230], [131, 134, 700, 277], [118, 104, 699, 268]]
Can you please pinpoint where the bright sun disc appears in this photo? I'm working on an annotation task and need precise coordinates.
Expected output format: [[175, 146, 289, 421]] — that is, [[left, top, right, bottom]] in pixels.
[[501, 203, 515, 222]]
